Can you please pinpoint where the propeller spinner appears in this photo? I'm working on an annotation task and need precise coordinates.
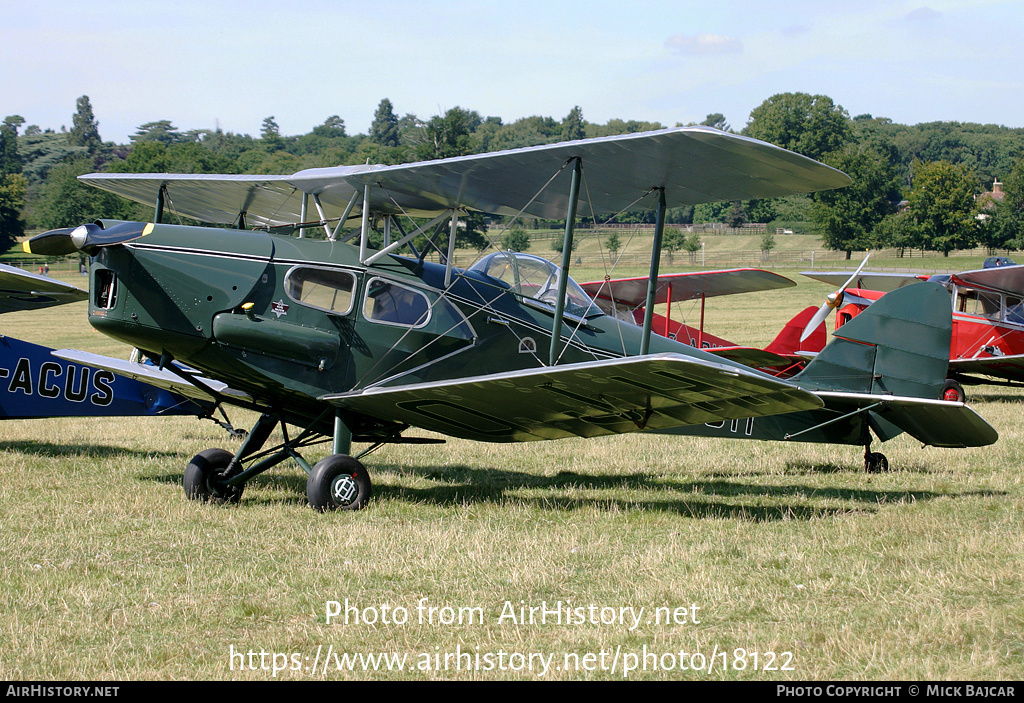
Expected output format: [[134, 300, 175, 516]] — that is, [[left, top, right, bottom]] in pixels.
[[799, 254, 870, 343], [23, 221, 151, 256]]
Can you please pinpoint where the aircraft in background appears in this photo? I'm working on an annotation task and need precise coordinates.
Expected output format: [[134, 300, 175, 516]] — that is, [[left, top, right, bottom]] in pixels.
[[580, 268, 826, 377], [0, 263, 246, 432], [802, 263, 1024, 398], [23, 127, 997, 511], [0, 263, 225, 423]]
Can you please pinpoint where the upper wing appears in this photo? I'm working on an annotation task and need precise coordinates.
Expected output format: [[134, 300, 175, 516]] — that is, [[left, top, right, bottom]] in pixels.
[[800, 271, 928, 292], [0, 263, 88, 313], [322, 353, 822, 443], [952, 264, 1024, 296], [581, 268, 796, 308], [78, 127, 851, 227]]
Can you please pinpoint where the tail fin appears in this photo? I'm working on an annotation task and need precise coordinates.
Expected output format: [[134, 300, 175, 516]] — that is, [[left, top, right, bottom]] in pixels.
[[794, 282, 951, 400], [765, 306, 826, 356]]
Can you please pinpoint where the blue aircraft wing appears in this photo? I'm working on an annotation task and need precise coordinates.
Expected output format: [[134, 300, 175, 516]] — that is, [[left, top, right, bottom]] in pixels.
[[0, 336, 211, 419]]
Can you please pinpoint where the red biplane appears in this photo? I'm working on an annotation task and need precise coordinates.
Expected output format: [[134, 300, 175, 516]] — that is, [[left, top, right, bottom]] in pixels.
[[580, 268, 826, 377], [802, 263, 1024, 397]]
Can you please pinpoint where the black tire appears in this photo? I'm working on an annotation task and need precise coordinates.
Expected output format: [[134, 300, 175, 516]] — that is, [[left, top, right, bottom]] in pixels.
[[307, 454, 372, 512], [865, 452, 889, 473], [183, 448, 243, 504], [941, 379, 965, 403]]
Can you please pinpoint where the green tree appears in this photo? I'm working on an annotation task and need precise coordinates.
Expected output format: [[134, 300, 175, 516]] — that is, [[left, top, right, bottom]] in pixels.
[[68, 96, 102, 150], [744, 198, 777, 224], [744, 92, 851, 161], [662, 226, 685, 263], [36, 157, 126, 229], [683, 231, 701, 264], [0, 172, 26, 252], [261, 116, 284, 152], [606, 231, 621, 256], [700, 113, 730, 132], [1, 116, 24, 174], [561, 106, 585, 141], [501, 225, 530, 252], [693, 200, 731, 224], [551, 233, 578, 254], [992, 157, 1024, 251], [417, 107, 481, 160], [810, 146, 900, 258], [760, 229, 776, 261], [873, 209, 922, 258], [907, 159, 979, 256], [724, 201, 746, 228], [370, 99, 400, 147], [130, 120, 185, 145]]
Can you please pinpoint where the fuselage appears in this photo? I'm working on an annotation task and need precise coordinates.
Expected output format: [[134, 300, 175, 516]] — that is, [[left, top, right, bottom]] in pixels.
[[86, 223, 758, 430]]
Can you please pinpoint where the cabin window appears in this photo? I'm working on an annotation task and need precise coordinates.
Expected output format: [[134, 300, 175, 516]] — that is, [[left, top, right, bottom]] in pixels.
[[364, 278, 431, 328], [468, 251, 600, 318], [1005, 296, 1024, 324], [286, 267, 357, 315], [955, 288, 1001, 319]]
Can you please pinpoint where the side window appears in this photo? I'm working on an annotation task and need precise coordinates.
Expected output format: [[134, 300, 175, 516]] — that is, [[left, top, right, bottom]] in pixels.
[[286, 267, 357, 315], [364, 278, 431, 327]]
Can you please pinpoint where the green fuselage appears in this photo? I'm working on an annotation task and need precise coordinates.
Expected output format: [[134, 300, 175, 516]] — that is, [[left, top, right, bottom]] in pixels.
[[87, 223, 746, 436]]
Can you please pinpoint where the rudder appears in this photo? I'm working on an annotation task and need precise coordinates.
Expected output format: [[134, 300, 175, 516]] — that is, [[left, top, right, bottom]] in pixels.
[[793, 282, 951, 401]]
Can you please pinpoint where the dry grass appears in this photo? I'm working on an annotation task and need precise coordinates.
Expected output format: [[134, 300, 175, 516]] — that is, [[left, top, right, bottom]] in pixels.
[[0, 266, 1021, 680]]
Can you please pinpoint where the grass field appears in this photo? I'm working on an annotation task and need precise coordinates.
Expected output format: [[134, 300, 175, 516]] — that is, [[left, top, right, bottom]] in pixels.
[[0, 261, 1022, 681]]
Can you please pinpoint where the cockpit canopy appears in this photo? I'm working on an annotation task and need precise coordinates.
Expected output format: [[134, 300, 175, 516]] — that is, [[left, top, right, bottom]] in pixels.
[[468, 252, 601, 318]]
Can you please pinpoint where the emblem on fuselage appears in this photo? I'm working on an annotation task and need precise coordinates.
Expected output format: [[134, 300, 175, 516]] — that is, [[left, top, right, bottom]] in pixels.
[[271, 300, 290, 318]]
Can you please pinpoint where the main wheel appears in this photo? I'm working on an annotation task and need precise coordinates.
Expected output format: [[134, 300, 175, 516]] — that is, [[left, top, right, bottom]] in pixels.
[[183, 448, 243, 504], [307, 454, 372, 512], [941, 379, 965, 403]]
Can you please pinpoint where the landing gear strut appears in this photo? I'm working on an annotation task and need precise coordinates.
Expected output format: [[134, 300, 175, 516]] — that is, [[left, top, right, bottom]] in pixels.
[[180, 408, 377, 512]]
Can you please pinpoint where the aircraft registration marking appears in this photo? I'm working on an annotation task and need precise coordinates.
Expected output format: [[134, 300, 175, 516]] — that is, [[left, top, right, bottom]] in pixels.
[[1, 356, 115, 405]]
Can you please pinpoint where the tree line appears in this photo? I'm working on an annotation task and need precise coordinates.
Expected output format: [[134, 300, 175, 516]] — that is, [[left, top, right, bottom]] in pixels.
[[2, 94, 1023, 257]]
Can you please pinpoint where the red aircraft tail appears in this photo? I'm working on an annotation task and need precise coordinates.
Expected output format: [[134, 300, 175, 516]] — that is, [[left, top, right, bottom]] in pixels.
[[764, 306, 826, 356]]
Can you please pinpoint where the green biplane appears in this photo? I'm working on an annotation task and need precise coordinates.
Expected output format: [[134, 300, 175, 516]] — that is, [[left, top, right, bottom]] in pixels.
[[24, 127, 998, 512]]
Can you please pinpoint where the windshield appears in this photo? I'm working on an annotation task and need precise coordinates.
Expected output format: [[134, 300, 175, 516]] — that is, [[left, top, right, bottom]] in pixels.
[[469, 252, 600, 318]]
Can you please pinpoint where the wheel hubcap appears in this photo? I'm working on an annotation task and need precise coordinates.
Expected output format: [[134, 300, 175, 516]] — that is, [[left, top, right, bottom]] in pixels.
[[331, 474, 358, 505]]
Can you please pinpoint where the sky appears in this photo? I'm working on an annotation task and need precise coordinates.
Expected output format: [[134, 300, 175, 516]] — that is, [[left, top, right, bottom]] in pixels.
[[3, 0, 1023, 144]]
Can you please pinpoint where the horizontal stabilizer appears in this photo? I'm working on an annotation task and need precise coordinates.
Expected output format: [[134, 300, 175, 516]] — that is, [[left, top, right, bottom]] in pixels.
[[815, 391, 998, 448], [324, 353, 822, 443]]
